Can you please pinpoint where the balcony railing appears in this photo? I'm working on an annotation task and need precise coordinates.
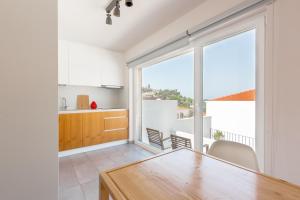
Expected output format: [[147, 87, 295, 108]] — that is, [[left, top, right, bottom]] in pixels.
[[210, 128, 255, 150]]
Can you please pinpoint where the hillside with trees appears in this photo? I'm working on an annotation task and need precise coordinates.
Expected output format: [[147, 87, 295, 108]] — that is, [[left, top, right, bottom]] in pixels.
[[142, 87, 193, 108]]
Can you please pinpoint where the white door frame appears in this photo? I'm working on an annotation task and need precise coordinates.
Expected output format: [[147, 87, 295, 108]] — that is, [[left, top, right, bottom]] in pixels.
[[193, 47, 203, 152]]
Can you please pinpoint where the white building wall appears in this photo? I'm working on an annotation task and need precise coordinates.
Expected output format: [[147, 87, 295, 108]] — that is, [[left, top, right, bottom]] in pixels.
[[142, 100, 177, 141], [206, 101, 255, 138], [172, 116, 211, 138], [203, 117, 212, 138], [142, 100, 211, 141], [174, 118, 194, 134]]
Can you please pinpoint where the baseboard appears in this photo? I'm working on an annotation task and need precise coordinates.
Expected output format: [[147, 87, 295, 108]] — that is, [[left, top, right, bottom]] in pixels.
[[128, 140, 134, 144], [58, 140, 128, 157], [134, 140, 162, 154]]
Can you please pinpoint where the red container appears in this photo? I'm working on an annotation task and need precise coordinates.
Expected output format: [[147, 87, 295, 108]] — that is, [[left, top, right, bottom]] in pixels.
[[90, 101, 97, 109]]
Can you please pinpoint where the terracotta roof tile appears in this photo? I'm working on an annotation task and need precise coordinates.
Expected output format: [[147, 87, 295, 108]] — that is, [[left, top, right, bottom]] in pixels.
[[211, 89, 255, 101]]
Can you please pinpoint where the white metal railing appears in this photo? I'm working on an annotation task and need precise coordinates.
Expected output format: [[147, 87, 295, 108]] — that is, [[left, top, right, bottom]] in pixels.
[[210, 128, 255, 150]]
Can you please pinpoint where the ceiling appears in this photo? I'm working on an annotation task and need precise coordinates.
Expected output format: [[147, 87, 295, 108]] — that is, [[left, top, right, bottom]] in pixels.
[[58, 0, 205, 52]]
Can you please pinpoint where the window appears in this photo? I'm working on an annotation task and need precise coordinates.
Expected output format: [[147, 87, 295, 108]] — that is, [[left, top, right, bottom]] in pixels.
[[202, 30, 256, 150], [132, 15, 265, 170], [140, 52, 194, 150]]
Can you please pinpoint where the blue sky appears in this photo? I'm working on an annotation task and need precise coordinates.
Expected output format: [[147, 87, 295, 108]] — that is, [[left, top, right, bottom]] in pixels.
[[142, 29, 256, 99], [142, 52, 194, 97]]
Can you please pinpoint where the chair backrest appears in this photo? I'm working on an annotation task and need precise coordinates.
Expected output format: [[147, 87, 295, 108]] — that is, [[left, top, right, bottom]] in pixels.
[[207, 140, 259, 171], [170, 134, 192, 150], [146, 128, 163, 149]]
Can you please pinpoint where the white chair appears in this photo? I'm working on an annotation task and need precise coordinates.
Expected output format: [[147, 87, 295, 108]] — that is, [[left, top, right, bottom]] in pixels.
[[207, 140, 259, 171]]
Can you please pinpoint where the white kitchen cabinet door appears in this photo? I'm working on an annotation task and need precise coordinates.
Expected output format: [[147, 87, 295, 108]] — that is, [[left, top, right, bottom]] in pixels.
[[58, 40, 69, 85], [101, 52, 125, 87], [68, 42, 102, 87]]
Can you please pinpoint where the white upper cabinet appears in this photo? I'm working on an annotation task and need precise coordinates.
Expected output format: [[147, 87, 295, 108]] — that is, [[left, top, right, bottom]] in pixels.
[[101, 51, 125, 87], [58, 40, 69, 85], [68, 42, 102, 87], [58, 40, 125, 87]]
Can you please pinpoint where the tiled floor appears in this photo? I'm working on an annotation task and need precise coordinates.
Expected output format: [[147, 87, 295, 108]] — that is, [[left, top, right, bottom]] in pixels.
[[59, 144, 154, 200]]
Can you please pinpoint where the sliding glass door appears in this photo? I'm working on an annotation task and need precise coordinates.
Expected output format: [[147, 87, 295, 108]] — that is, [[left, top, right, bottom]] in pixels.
[[193, 16, 265, 169], [202, 29, 256, 151], [140, 52, 194, 150], [134, 15, 264, 169]]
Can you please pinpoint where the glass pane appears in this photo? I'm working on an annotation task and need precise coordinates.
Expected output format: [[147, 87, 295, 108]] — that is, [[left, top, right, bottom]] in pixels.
[[141, 52, 194, 151], [203, 30, 256, 152]]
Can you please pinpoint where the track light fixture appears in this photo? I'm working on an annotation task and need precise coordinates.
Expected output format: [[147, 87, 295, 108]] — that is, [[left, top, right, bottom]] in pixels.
[[113, 1, 120, 17], [105, 0, 133, 25], [106, 13, 112, 25], [125, 0, 133, 7]]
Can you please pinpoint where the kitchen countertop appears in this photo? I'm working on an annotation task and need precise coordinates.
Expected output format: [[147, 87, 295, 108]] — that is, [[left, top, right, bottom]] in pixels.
[[58, 108, 128, 114]]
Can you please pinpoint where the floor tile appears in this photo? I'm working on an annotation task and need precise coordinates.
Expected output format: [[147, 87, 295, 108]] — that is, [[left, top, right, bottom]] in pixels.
[[73, 161, 99, 184], [62, 185, 85, 200], [82, 179, 99, 200], [59, 144, 154, 200], [59, 157, 79, 189]]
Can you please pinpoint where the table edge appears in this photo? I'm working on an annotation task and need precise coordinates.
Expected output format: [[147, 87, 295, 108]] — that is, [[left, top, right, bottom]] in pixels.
[[100, 172, 128, 200]]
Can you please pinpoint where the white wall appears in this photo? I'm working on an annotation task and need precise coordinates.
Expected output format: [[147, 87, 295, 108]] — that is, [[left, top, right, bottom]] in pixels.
[[125, 0, 248, 60], [58, 86, 127, 110], [120, 66, 129, 108], [272, 0, 300, 185], [206, 101, 255, 138], [0, 0, 58, 200]]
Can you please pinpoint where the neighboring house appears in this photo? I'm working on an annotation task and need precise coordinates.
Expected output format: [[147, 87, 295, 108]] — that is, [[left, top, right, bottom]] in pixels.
[[177, 107, 193, 119], [206, 89, 256, 139]]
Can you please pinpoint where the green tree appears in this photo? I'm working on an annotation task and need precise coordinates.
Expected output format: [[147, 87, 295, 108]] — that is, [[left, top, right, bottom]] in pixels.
[[142, 87, 193, 108]]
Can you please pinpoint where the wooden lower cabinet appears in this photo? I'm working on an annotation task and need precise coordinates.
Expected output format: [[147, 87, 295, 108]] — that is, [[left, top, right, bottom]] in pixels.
[[102, 129, 128, 143], [59, 110, 128, 151], [82, 112, 104, 147], [59, 113, 83, 151]]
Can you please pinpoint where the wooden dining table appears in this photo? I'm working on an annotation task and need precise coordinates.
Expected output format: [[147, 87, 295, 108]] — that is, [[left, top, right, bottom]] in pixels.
[[100, 148, 300, 200]]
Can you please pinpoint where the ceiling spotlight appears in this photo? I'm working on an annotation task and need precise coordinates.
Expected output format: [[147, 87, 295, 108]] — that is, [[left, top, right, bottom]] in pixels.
[[113, 1, 120, 17], [105, 0, 133, 25], [125, 0, 133, 7], [106, 13, 112, 25]]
